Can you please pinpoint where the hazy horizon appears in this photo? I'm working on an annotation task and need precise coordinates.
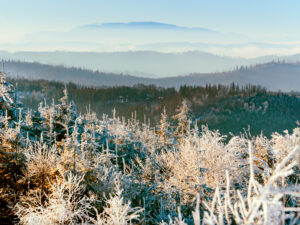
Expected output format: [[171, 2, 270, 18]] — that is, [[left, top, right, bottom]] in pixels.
[[3, 49, 300, 78], [2, 1, 300, 58]]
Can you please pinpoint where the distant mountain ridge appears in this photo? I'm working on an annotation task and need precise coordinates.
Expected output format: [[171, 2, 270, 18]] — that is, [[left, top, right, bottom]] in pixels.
[[3, 60, 300, 92], [2, 50, 300, 77], [79, 22, 216, 32]]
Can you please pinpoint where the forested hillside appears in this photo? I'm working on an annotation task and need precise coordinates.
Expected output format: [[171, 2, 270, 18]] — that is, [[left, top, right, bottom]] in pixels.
[[2, 50, 300, 77], [0, 67, 299, 224], [3, 60, 300, 91], [8, 77, 300, 137], [0, 50, 281, 77]]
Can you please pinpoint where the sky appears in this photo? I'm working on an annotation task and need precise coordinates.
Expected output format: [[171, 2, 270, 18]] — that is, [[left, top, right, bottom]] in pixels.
[[1, 0, 300, 56]]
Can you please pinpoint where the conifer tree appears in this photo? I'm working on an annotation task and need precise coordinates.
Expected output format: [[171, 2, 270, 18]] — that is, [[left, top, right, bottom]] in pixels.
[[172, 99, 191, 142], [54, 87, 78, 142], [157, 107, 170, 148], [0, 62, 16, 117]]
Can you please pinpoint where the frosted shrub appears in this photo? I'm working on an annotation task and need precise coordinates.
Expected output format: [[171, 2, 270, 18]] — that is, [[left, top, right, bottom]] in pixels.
[[86, 157, 124, 209], [158, 138, 203, 205], [23, 140, 61, 192], [271, 128, 300, 166], [252, 134, 275, 184], [90, 178, 143, 225], [0, 112, 20, 151], [271, 127, 300, 186], [159, 208, 188, 225], [107, 110, 130, 142], [14, 173, 92, 225], [199, 127, 248, 188], [58, 134, 91, 176], [203, 143, 300, 225]]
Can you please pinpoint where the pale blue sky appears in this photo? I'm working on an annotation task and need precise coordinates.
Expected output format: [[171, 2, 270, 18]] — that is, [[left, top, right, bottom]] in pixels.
[[1, 0, 300, 36], [1, 0, 300, 56]]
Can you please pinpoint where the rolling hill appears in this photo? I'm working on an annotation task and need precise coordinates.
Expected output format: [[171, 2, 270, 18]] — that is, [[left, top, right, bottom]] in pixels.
[[3, 60, 300, 92], [2, 50, 300, 77]]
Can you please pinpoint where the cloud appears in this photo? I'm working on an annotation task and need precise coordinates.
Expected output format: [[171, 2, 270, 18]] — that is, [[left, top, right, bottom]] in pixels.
[[208, 45, 300, 58]]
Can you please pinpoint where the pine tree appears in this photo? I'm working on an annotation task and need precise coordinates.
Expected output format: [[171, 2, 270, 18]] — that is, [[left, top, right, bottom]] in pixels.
[[172, 99, 191, 142], [157, 107, 171, 148], [54, 87, 78, 142]]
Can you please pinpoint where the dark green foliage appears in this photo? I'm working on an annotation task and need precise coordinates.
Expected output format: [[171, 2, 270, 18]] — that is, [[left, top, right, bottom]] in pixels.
[[8, 78, 300, 137]]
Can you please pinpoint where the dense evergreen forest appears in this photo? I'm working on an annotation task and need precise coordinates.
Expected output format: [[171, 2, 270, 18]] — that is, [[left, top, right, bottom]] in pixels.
[[8, 77, 300, 137]]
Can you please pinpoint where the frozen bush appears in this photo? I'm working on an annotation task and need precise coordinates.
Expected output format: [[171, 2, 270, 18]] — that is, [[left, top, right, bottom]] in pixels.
[[14, 173, 92, 225]]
